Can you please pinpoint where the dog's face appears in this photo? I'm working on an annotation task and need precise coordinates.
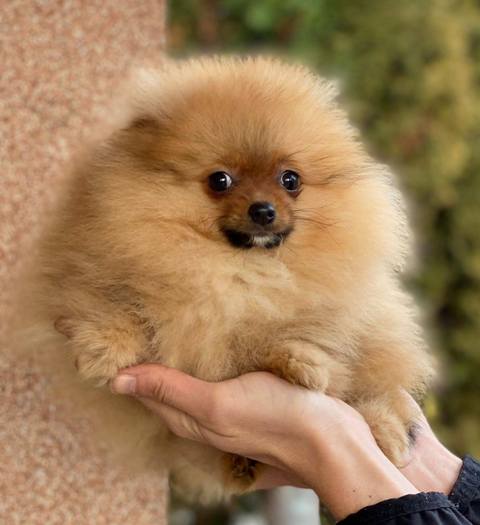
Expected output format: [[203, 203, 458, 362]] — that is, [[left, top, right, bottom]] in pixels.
[[97, 57, 407, 274], [205, 164, 297, 249]]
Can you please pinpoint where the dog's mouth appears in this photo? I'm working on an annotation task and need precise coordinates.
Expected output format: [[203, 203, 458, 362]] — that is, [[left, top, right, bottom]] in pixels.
[[222, 227, 293, 249]]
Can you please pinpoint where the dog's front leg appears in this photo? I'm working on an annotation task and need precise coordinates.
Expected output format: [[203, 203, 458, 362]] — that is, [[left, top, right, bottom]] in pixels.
[[55, 313, 149, 386], [253, 340, 349, 394]]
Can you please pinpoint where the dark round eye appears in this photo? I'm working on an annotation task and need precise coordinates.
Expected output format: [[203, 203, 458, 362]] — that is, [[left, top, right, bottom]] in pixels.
[[280, 170, 300, 192], [208, 171, 233, 192]]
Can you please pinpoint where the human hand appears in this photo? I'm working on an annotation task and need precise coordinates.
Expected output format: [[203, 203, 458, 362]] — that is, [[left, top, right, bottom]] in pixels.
[[111, 365, 417, 520], [112, 365, 343, 486]]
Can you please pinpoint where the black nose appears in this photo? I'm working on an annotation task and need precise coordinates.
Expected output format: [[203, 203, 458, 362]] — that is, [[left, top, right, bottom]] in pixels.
[[248, 202, 276, 226]]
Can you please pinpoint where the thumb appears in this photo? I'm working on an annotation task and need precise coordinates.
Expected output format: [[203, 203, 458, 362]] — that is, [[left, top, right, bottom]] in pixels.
[[111, 364, 216, 419], [139, 397, 207, 442]]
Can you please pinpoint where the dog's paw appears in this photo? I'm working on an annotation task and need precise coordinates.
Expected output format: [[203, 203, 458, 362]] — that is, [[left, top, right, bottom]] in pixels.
[[222, 454, 259, 493], [276, 354, 328, 390], [262, 345, 329, 391], [230, 454, 258, 480], [56, 317, 141, 386], [375, 423, 411, 467], [355, 396, 418, 467], [74, 340, 138, 386]]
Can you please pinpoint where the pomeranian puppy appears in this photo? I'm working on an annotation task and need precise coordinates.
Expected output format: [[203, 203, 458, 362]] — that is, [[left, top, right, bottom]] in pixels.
[[35, 56, 434, 503]]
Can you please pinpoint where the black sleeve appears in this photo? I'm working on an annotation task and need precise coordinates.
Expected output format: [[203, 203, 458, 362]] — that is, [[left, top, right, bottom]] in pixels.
[[449, 456, 480, 525], [338, 492, 472, 525]]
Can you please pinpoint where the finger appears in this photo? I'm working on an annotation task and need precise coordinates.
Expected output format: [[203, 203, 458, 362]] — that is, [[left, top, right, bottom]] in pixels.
[[139, 397, 207, 442], [111, 364, 216, 420], [253, 465, 307, 490], [140, 396, 308, 488]]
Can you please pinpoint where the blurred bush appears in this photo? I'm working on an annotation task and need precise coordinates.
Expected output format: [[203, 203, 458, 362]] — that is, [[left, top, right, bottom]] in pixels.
[[168, 0, 480, 462]]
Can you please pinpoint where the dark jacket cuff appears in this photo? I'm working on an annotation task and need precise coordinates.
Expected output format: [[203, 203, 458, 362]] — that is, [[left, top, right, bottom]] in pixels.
[[449, 455, 480, 524], [338, 492, 458, 525]]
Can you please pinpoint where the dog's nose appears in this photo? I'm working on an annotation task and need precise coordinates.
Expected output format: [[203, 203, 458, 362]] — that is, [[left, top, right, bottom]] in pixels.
[[248, 202, 276, 226]]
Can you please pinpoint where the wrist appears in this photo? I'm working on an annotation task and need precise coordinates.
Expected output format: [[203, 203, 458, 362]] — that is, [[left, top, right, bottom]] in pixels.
[[400, 430, 462, 495], [285, 412, 418, 521]]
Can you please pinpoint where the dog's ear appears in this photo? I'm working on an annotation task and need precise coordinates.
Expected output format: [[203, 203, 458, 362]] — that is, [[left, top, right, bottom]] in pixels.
[[109, 63, 173, 136], [127, 67, 166, 123], [125, 115, 161, 134]]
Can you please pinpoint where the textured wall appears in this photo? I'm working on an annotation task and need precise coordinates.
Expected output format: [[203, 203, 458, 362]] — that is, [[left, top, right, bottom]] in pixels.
[[0, 2, 168, 523]]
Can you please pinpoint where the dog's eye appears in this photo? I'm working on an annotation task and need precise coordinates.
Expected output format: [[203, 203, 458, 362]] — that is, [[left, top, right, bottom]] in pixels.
[[208, 171, 233, 192], [280, 170, 300, 192]]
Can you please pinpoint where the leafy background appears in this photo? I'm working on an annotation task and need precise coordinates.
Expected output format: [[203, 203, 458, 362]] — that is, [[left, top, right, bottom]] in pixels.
[[167, 1, 480, 522]]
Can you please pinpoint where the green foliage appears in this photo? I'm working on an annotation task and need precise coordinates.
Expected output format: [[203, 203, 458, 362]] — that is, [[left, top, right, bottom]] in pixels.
[[168, 0, 480, 455]]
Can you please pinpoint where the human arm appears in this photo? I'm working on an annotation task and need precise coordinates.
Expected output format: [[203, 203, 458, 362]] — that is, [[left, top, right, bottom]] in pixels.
[[112, 366, 416, 520], [111, 366, 477, 524]]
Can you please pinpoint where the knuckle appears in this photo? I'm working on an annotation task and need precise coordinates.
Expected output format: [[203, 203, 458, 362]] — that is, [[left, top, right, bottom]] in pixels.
[[204, 386, 234, 435], [149, 377, 170, 402], [204, 389, 224, 426], [181, 413, 200, 440]]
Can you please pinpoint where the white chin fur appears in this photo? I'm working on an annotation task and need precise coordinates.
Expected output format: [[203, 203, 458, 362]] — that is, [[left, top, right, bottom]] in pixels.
[[251, 235, 274, 247]]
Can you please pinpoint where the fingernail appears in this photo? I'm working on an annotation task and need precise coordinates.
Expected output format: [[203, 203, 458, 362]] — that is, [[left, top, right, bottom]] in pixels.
[[111, 375, 137, 395]]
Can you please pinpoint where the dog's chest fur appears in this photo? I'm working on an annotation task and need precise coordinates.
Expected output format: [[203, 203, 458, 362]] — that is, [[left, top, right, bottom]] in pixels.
[[140, 253, 349, 382]]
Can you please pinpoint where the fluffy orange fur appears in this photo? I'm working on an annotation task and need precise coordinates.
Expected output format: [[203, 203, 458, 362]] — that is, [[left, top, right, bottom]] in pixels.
[[31, 56, 433, 503]]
